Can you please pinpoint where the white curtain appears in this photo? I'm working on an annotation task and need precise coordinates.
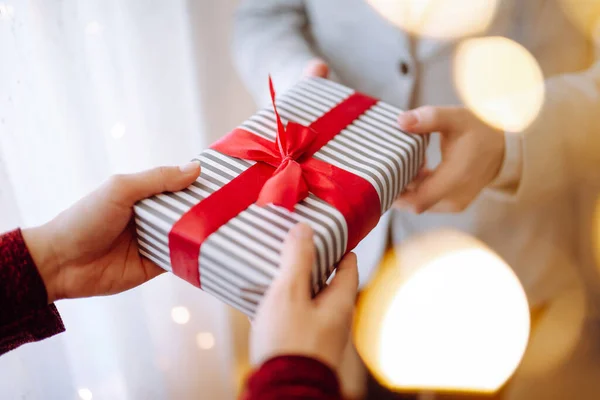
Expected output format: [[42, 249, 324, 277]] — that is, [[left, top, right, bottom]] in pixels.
[[0, 0, 255, 398]]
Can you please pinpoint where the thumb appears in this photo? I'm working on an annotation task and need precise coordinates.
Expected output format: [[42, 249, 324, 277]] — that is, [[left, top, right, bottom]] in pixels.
[[270, 223, 315, 301], [399, 161, 460, 213], [112, 161, 201, 206], [303, 59, 330, 78], [315, 253, 358, 310], [398, 106, 466, 135]]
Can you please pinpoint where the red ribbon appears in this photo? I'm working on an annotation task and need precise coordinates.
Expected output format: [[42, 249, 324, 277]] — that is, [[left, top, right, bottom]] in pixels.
[[169, 78, 381, 287]]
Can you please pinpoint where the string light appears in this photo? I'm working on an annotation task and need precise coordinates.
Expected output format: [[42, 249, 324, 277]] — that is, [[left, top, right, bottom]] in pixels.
[[454, 36, 545, 132], [110, 122, 126, 139], [354, 231, 530, 394], [0, 3, 14, 20], [85, 21, 104, 36], [171, 306, 190, 325], [196, 332, 215, 350], [77, 388, 93, 400], [365, 0, 499, 39]]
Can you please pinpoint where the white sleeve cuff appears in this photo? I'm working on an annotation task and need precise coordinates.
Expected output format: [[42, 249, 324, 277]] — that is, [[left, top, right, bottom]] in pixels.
[[488, 132, 524, 192]]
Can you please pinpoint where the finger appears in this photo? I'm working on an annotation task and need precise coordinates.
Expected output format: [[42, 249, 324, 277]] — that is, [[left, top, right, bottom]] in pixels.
[[303, 59, 329, 78], [395, 168, 433, 210], [398, 106, 466, 135], [272, 223, 315, 301], [315, 253, 358, 310], [398, 192, 471, 214], [112, 161, 201, 206], [398, 198, 463, 214], [404, 167, 432, 192], [427, 199, 464, 213], [399, 162, 461, 213]]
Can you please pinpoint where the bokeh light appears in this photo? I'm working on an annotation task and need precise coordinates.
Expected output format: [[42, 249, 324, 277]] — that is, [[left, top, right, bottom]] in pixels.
[[78, 388, 93, 400], [454, 36, 545, 132], [0, 3, 14, 20], [110, 122, 126, 139], [85, 21, 104, 36], [558, 0, 600, 38], [365, 0, 499, 39], [355, 230, 530, 394], [196, 332, 215, 350], [171, 306, 190, 325]]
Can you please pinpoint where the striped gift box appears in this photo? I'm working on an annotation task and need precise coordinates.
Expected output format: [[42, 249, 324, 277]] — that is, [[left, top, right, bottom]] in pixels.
[[134, 77, 427, 317]]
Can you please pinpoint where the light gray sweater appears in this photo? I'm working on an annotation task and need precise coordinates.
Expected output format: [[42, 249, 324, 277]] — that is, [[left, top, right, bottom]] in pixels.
[[232, 0, 600, 308], [233, 2, 600, 398]]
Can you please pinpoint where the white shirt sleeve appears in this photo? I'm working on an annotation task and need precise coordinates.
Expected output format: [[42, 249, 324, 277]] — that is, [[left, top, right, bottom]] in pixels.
[[487, 132, 524, 195]]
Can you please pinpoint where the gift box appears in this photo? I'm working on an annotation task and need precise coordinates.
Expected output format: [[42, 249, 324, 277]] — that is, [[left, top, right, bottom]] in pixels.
[[133, 77, 427, 317]]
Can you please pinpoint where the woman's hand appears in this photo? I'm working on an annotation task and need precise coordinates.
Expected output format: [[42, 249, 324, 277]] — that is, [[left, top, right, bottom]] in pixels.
[[250, 223, 359, 371], [303, 59, 329, 78], [396, 106, 506, 213], [22, 162, 201, 303]]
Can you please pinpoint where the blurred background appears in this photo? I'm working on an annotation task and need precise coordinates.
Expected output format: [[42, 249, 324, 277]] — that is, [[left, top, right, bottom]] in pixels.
[[0, 0, 255, 399], [1, 0, 600, 399]]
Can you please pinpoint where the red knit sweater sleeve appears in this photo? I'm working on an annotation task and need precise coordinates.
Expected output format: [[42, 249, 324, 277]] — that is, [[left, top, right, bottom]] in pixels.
[[0, 229, 65, 355], [241, 355, 342, 400]]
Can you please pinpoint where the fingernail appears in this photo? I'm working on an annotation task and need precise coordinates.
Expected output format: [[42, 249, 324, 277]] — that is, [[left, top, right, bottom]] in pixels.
[[290, 223, 313, 239], [398, 111, 418, 127], [347, 252, 357, 263], [179, 161, 200, 173]]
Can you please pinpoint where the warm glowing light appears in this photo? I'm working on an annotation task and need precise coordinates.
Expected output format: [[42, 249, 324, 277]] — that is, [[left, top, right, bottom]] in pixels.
[[78, 388, 93, 400], [558, 0, 600, 38], [355, 231, 530, 394], [365, 0, 499, 39], [379, 249, 529, 391], [110, 122, 126, 139], [85, 21, 104, 36], [196, 332, 215, 350], [454, 37, 545, 132], [110, 122, 127, 139], [171, 306, 190, 324], [0, 4, 14, 19]]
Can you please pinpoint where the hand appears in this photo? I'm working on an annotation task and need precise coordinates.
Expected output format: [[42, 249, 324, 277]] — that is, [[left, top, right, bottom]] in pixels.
[[303, 58, 329, 78], [250, 223, 358, 371], [396, 106, 505, 213], [22, 162, 201, 303]]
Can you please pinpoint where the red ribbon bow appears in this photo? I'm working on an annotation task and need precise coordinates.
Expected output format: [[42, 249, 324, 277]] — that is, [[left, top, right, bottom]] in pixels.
[[168, 77, 381, 287], [212, 78, 320, 211]]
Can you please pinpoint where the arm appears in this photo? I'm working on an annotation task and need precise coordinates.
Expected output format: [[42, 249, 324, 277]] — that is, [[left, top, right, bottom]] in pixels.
[[396, 58, 600, 212], [242, 356, 341, 400], [0, 229, 65, 355], [233, 0, 320, 105], [0, 163, 201, 356], [513, 61, 600, 202], [244, 224, 357, 399]]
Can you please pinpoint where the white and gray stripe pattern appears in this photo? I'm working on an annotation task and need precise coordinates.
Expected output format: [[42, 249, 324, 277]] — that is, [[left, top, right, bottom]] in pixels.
[[134, 77, 426, 317]]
